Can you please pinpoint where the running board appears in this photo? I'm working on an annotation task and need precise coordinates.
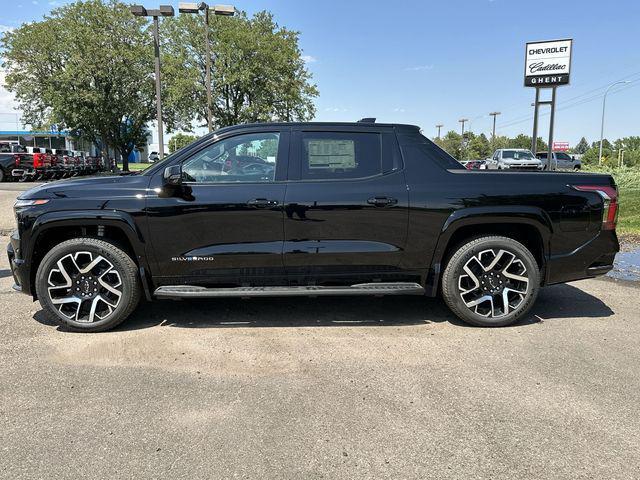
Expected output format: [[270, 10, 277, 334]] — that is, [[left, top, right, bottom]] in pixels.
[[154, 282, 425, 299]]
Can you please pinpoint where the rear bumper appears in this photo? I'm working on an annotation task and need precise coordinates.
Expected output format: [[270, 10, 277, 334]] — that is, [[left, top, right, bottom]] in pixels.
[[7, 230, 31, 295], [546, 230, 619, 285]]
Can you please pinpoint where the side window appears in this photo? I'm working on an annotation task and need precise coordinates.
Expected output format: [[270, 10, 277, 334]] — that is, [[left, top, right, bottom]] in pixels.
[[300, 131, 381, 180], [182, 132, 280, 183], [556, 152, 571, 161]]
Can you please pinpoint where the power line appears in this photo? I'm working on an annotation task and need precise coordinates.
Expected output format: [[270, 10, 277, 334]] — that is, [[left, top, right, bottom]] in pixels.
[[492, 71, 640, 130], [496, 80, 639, 130]]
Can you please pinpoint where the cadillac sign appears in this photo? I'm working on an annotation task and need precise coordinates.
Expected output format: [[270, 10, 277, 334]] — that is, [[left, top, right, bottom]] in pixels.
[[524, 39, 572, 87]]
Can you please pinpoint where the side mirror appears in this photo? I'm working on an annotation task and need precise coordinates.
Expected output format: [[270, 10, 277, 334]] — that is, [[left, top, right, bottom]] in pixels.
[[163, 165, 182, 186]]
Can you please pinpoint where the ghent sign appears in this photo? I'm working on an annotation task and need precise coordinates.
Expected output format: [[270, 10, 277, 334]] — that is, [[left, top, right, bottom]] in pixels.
[[524, 39, 572, 87]]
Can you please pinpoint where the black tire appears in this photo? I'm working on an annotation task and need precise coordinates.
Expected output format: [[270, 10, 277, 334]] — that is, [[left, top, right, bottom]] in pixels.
[[35, 238, 141, 332], [441, 236, 540, 327]]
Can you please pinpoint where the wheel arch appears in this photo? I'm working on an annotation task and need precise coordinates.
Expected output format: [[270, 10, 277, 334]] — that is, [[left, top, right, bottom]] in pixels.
[[424, 206, 552, 296], [26, 210, 150, 300]]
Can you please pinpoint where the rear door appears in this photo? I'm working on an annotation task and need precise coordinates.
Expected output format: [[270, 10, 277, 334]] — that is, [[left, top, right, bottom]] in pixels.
[[282, 126, 409, 285]]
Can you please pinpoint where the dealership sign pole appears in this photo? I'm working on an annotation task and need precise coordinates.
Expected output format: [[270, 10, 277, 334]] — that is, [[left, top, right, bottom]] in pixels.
[[524, 39, 572, 170]]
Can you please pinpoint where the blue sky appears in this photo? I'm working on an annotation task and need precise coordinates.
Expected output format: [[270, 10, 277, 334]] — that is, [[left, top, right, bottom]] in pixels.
[[1, 0, 639, 147]]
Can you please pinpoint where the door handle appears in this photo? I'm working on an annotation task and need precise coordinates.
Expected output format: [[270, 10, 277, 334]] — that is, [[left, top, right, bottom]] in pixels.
[[247, 198, 279, 208], [367, 196, 397, 207]]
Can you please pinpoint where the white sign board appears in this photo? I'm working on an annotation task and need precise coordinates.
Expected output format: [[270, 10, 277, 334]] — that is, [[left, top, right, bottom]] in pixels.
[[524, 39, 572, 87]]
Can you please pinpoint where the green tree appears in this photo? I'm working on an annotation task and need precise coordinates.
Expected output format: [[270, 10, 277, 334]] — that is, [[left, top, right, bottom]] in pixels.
[[168, 133, 198, 153], [468, 133, 491, 159], [506, 134, 547, 152], [161, 11, 318, 131], [1, 0, 154, 171], [438, 131, 464, 160], [574, 137, 589, 154]]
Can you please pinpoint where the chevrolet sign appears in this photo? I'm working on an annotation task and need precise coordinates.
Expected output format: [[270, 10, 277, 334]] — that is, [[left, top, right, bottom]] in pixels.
[[524, 39, 572, 87]]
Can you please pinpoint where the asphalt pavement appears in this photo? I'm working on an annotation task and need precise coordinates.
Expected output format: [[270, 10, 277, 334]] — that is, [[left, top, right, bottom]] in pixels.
[[1, 233, 640, 479], [1, 181, 640, 479]]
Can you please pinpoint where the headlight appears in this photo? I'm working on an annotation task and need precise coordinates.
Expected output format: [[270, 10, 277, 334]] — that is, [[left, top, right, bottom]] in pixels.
[[14, 199, 50, 208]]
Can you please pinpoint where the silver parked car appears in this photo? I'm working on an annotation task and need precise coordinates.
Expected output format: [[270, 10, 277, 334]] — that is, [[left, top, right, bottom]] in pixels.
[[535, 151, 581, 171], [492, 149, 543, 170]]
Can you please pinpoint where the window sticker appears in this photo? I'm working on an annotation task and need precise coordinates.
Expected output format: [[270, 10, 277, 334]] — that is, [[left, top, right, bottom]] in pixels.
[[307, 140, 356, 170]]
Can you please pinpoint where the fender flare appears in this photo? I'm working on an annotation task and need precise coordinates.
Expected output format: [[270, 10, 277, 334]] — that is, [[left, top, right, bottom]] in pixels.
[[25, 210, 151, 298], [425, 206, 553, 296]]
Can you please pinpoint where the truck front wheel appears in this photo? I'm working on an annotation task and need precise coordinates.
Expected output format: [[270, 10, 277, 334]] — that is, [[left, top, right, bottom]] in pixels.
[[441, 236, 540, 327], [35, 238, 141, 332]]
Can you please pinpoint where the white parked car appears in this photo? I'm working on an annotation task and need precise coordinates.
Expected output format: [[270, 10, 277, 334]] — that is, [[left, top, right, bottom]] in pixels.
[[491, 149, 543, 171]]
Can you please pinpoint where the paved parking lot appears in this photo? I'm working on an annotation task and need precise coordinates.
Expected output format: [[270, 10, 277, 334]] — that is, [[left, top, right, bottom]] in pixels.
[[1, 182, 640, 479], [2, 244, 640, 479]]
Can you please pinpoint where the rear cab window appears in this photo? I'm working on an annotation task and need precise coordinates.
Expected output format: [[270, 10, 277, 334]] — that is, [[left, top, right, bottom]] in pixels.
[[299, 131, 381, 180], [288, 127, 403, 181]]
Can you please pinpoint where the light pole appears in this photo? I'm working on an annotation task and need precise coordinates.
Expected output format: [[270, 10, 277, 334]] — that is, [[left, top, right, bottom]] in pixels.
[[130, 4, 175, 161], [435, 124, 443, 139], [179, 3, 236, 133], [489, 112, 500, 141], [458, 118, 468, 136], [599, 80, 630, 165]]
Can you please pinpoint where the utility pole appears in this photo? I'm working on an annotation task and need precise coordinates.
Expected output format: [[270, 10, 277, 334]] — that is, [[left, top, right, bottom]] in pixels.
[[458, 118, 468, 160], [458, 118, 468, 136], [436, 124, 443, 139], [489, 112, 500, 141], [130, 4, 175, 161], [179, 3, 236, 133]]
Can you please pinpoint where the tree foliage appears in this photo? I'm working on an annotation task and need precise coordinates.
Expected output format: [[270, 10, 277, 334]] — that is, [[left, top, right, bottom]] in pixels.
[[574, 137, 589, 154], [168, 133, 198, 153], [161, 11, 318, 132], [434, 131, 547, 161], [1, 0, 154, 171]]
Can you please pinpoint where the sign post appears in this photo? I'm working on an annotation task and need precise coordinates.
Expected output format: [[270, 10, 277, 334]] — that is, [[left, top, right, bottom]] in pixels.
[[525, 39, 572, 170]]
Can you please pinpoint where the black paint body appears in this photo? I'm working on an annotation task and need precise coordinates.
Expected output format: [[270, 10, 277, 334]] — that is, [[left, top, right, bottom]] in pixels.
[[8, 122, 619, 299]]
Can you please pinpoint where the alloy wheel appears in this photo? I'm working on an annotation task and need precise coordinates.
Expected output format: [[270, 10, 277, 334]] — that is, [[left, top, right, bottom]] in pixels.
[[457, 248, 530, 318], [47, 251, 123, 323]]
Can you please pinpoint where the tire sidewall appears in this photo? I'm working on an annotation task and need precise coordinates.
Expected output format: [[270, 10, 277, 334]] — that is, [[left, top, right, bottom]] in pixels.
[[36, 239, 138, 331], [443, 236, 540, 327]]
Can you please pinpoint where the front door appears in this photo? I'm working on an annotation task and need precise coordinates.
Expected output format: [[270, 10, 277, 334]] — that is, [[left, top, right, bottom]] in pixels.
[[282, 127, 409, 285], [146, 129, 288, 286]]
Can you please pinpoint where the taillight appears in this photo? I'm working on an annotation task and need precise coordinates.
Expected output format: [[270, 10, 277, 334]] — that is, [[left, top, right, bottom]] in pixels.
[[573, 185, 618, 231], [14, 154, 20, 166]]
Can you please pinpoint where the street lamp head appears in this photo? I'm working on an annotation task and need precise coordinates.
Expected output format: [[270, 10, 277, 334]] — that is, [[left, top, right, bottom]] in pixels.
[[130, 5, 148, 16], [159, 5, 175, 16], [178, 2, 200, 13], [211, 4, 236, 16]]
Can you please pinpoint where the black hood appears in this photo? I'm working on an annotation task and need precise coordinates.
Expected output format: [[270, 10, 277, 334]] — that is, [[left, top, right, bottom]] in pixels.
[[18, 174, 152, 200]]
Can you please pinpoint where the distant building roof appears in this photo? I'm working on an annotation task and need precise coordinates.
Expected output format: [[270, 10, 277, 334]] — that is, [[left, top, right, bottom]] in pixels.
[[0, 130, 70, 136]]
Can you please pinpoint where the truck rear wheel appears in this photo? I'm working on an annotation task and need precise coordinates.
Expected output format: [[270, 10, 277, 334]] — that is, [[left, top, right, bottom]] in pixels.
[[35, 238, 141, 332], [441, 236, 540, 327]]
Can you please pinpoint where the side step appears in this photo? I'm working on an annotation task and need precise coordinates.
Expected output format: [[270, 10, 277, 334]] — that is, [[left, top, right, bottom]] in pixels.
[[154, 282, 425, 299]]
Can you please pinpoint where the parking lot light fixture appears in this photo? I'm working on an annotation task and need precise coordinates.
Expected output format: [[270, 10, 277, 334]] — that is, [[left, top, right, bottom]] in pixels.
[[129, 4, 175, 161], [599, 80, 630, 165], [178, 2, 200, 13], [178, 3, 236, 133]]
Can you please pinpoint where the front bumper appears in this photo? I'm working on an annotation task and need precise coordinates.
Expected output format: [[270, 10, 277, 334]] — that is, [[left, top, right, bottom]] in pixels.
[[501, 163, 543, 170], [7, 230, 29, 294]]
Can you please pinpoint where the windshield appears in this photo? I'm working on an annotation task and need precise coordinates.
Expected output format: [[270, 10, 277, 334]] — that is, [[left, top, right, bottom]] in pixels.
[[503, 150, 535, 160]]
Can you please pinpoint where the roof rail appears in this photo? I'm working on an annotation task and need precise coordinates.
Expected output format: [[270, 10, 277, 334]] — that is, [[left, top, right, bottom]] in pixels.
[[357, 117, 376, 123]]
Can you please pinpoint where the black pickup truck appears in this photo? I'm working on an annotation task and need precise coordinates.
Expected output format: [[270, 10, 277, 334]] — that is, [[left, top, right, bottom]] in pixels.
[[0, 143, 28, 181], [7, 122, 619, 332]]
